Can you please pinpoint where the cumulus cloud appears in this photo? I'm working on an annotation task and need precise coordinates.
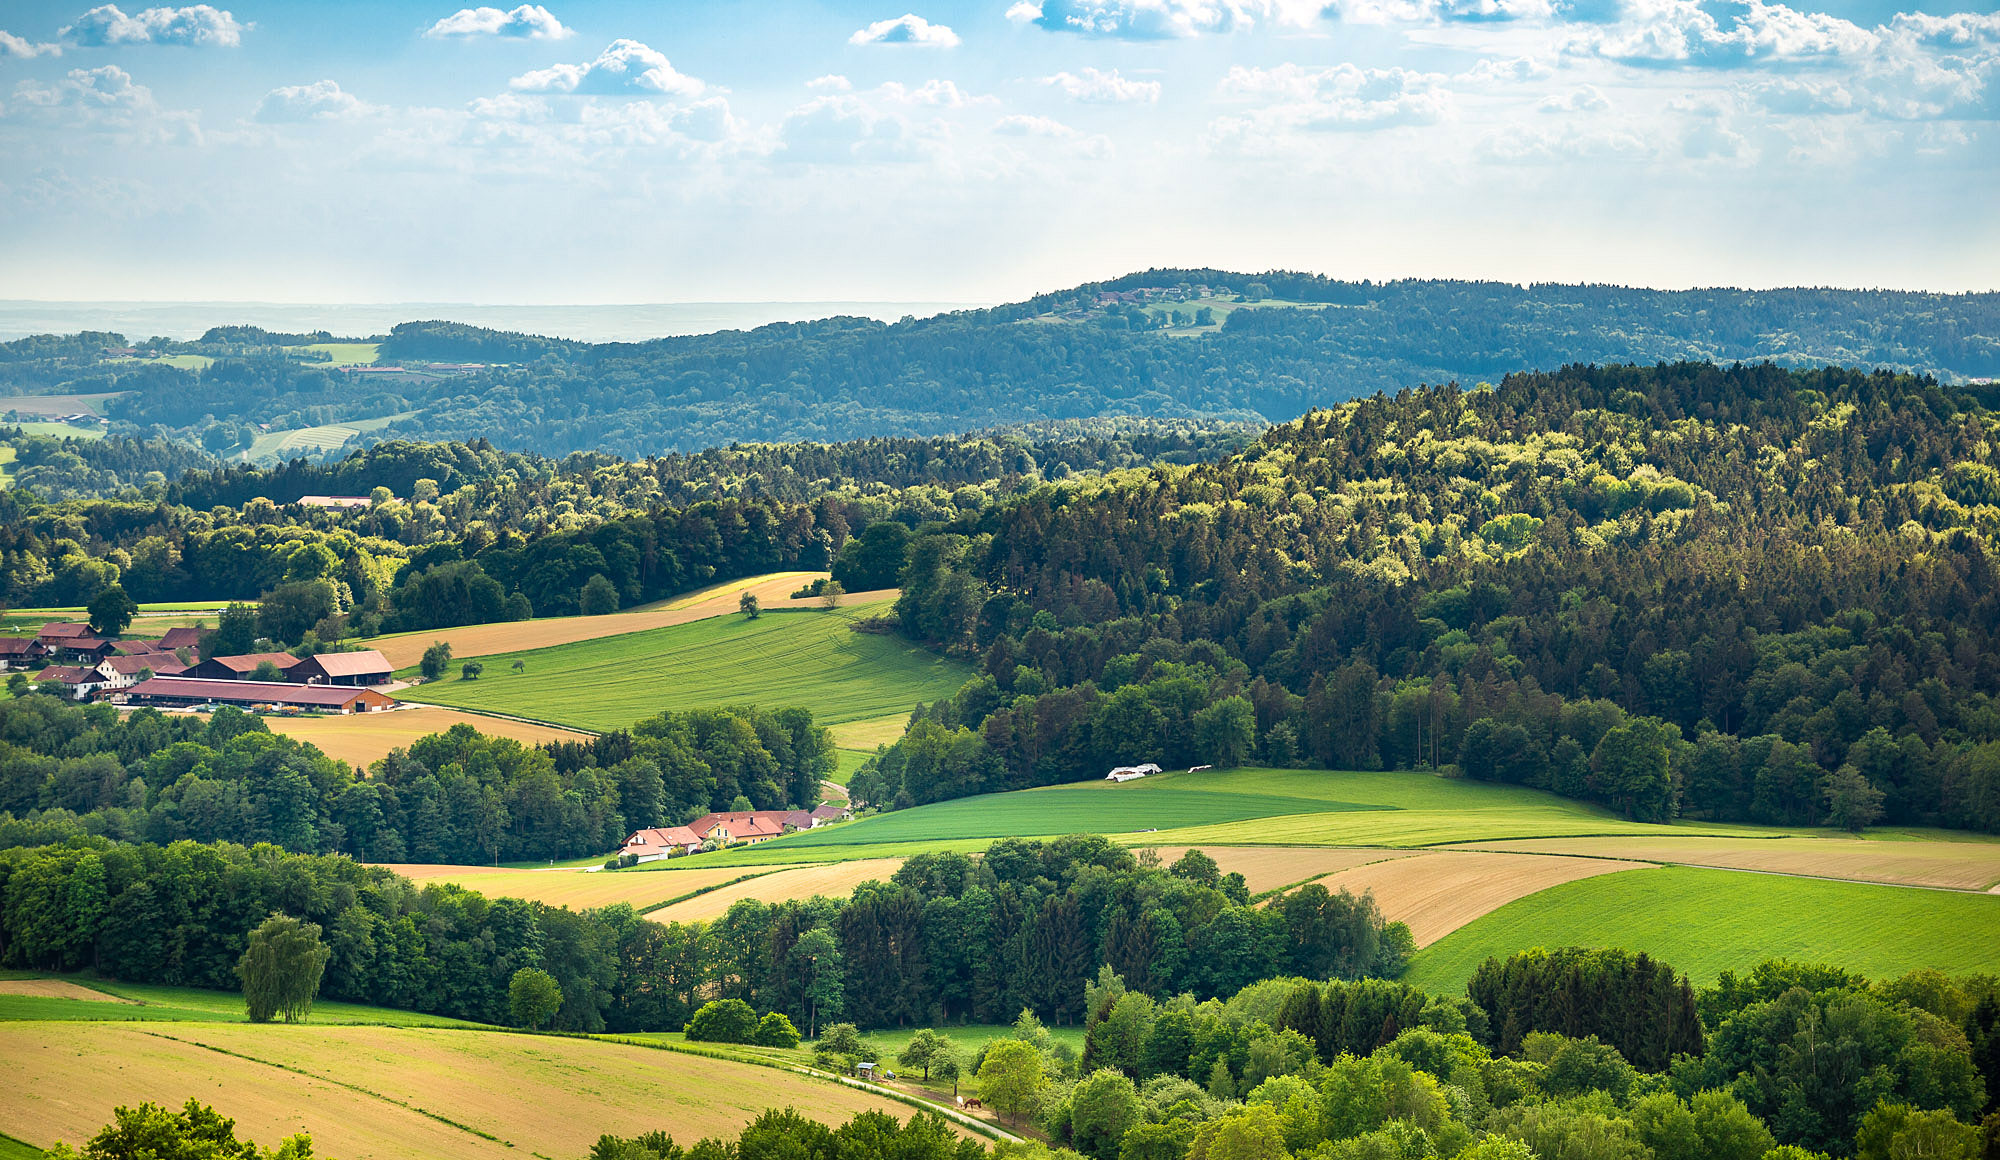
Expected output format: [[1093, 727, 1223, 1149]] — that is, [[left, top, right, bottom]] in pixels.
[[17, 64, 155, 109], [510, 39, 705, 96], [1043, 66, 1161, 102], [1324, 0, 1555, 23], [255, 79, 373, 122], [62, 4, 245, 47], [1006, 0, 1273, 38], [1539, 84, 1610, 112], [808, 74, 854, 92], [1, 30, 62, 57], [425, 5, 571, 39], [875, 79, 987, 106], [9, 62, 201, 142], [778, 93, 935, 162], [1217, 62, 1453, 130], [849, 13, 961, 46], [1563, 0, 1875, 66]]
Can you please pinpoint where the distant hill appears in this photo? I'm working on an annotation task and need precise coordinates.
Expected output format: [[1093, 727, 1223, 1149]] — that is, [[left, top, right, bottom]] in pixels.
[[23, 272, 2000, 457]]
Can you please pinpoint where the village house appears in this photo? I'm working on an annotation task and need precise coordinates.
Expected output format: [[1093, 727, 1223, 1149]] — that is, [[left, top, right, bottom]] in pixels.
[[95, 653, 184, 691], [32, 664, 110, 700], [123, 676, 393, 714], [183, 652, 301, 681], [158, 627, 204, 652], [618, 826, 704, 861], [810, 803, 852, 824], [686, 809, 817, 847], [0, 638, 46, 670], [36, 623, 116, 663], [287, 649, 393, 686]]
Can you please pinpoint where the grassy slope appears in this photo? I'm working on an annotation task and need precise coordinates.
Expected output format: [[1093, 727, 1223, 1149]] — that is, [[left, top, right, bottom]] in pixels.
[[1402, 865, 2000, 993], [0, 975, 485, 1027], [399, 605, 971, 731], [755, 767, 1796, 858]]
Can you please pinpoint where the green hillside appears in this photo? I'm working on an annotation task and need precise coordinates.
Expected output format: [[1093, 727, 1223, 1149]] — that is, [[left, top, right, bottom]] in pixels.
[[399, 604, 972, 732], [1402, 866, 2000, 993]]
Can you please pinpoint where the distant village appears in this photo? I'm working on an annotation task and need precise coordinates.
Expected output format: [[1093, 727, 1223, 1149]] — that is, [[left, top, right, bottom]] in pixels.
[[7, 620, 395, 715]]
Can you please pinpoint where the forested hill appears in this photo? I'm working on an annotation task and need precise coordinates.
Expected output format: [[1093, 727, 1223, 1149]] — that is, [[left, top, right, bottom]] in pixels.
[[26, 274, 1999, 458], [858, 361, 2000, 836]]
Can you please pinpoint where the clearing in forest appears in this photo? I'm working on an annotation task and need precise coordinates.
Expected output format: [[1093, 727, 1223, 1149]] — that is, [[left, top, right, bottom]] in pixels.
[[1402, 864, 2000, 993], [263, 707, 591, 769], [397, 603, 968, 733], [0, 1020, 958, 1160], [365, 574, 892, 669], [643, 858, 907, 924]]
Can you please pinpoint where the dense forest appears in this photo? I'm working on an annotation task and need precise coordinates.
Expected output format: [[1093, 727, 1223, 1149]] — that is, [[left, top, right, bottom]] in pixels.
[[0, 696, 832, 863], [856, 363, 2000, 835], [4, 274, 1996, 457], [3, 834, 1994, 1159]]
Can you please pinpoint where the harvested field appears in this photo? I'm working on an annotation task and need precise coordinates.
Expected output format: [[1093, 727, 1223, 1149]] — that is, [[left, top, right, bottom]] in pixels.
[[0, 980, 127, 1003], [375, 863, 788, 911], [647, 858, 905, 924], [1444, 835, 2000, 892], [366, 573, 895, 669], [264, 707, 592, 768], [0, 1021, 958, 1160], [1299, 850, 1647, 945], [827, 714, 909, 752], [1143, 846, 1421, 894]]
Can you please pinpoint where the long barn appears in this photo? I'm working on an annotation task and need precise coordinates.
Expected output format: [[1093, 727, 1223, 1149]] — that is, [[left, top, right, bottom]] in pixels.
[[124, 676, 395, 714]]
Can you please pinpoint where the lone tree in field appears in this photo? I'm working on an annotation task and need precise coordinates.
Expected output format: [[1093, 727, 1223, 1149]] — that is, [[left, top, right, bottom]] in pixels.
[[236, 913, 331, 1023], [461, 661, 484, 681], [87, 584, 138, 637], [819, 579, 845, 611], [739, 591, 760, 619], [420, 640, 452, 681], [508, 967, 563, 1030]]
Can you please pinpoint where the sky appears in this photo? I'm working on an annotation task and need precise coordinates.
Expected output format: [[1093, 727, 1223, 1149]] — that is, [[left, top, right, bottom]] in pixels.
[[0, 0, 1995, 305]]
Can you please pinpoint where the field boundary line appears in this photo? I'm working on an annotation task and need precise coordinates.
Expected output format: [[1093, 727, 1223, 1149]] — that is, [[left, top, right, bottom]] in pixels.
[[134, 1028, 511, 1146], [394, 700, 601, 736], [581, 1032, 1022, 1144]]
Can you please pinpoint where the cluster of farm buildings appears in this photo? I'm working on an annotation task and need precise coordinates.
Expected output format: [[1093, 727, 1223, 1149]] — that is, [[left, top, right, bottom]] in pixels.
[[620, 805, 853, 859], [6, 621, 396, 714]]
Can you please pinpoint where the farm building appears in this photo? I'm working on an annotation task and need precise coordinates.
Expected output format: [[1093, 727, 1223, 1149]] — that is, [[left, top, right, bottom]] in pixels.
[[36, 623, 116, 662], [124, 676, 394, 713], [810, 803, 852, 824], [159, 627, 204, 651], [184, 652, 301, 680], [288, 649, 392, 686], [619, 826, 704, 861], [32, 665, 109, 700], [96, 653, 184, 689], [686, 810, 813, 846], [1106, 763, 1162, 782], [0, 638, 45, 669]]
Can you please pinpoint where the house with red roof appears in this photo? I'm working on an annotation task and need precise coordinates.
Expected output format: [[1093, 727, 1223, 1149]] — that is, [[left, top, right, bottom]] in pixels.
[[619, 826, 705, 862]]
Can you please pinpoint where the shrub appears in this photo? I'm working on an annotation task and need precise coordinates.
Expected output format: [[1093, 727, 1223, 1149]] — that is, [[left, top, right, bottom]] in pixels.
[[684, 998, 760, 1043], [754, 1011, 801, 1048]]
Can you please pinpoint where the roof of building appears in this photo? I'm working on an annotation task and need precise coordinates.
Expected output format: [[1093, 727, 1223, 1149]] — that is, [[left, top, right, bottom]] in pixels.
[[112, 640, 171, 656], [159, 627, 203, 649], [36, 622, 93, 641], [810, 804, 850, 819], [294, 649, 391, 677], [0, 638, 41, 655], [688, 811, 792, 839], [126, 676, 388, 708], [625, 826, 703, 849], [201, 652, 301, 673], [34, 665, 98, 684], [101, 654, 168, 676]]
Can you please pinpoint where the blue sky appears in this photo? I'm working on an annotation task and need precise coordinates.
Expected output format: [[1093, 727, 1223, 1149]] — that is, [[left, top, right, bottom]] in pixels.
[[1, 0, 1995, 303]]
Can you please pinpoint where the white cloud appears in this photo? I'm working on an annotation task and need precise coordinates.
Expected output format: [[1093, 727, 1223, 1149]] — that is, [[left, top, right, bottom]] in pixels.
[[9, 63, 201, 143], [778, 93, 936, 162], [510, 39, 705, 96], [62, 4, 245, 47], [1, 30, 62, 57], [848, 13, 961, 46], [1455, 56, 1554, 84], [1043, 66, 1161, 102], [17, 64, 154, 109], [1563, 0, 1875, 66], [875, 79, 988, 107], [256, 79, 373, 123], [1217, 62, 1453, 130], [1539, 84, 1610, 112], [808, 74, 854, 92], [993, 113, 1077, 136], [426, 5, 571, 40], [1007, 0, 1274, 38]]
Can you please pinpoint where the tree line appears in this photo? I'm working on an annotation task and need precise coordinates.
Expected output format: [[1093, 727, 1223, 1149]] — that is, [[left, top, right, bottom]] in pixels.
[[858, 363, 2000, 834], [0, 695, 832, 863]]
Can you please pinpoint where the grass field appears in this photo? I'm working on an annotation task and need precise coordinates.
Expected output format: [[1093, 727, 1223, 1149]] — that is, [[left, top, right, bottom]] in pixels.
[[0, 975, 483, 1027], [1402, 865, 2000, 994], [751, 767, 1780, 857], [0, 393, 122, 417], [260, 706, 591, 769], [1448, 834, 2000, 891], [0, 1021, 956, 1160], [363, 572, 892, 669], [244, 413, 411, 462], [287, 342, 379, 366], [399, 604, 970, 732]]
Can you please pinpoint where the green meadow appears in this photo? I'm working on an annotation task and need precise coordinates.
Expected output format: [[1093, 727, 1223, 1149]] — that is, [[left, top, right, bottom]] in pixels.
[[753, 766, 1790, 858], [1402, 865, 2000, 994], [398, 605, 972, 732], [0, 975, 486, 1028]]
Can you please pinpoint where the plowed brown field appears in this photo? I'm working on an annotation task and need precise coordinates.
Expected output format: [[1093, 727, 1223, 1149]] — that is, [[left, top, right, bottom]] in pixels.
[[1145, 846, 1422, 894], [1445, 835, 2000, 892], [373, 863, 787, 910], [1296, 850, 1648, 945], [0, 980, 127, 1002], [264, 707, 592, 768], [646, 858, 906, 924]]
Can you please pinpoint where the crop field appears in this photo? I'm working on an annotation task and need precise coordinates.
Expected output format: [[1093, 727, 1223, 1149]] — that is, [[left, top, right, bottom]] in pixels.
[[398, 604, 970, 733], [1446, 834, 2000, 891], [755, 767, 1775, 857], [0, 393, 122, 417], [1299, 851, 1646, 945], [0, 1020, 952, 1160], [1403, 865, 2000, 994], [243, 413, 411, 462], [365, 573, 895, 668], [827, 713, 909, 752], [288, 342, 379, 365], [1145, 846, 1422, 894], [260, 707, 592, 769], [648, 571, 826, 611], [0, 974, 481, 1027], [644, 858, 906, 924], [376, 862, 788, 911]]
